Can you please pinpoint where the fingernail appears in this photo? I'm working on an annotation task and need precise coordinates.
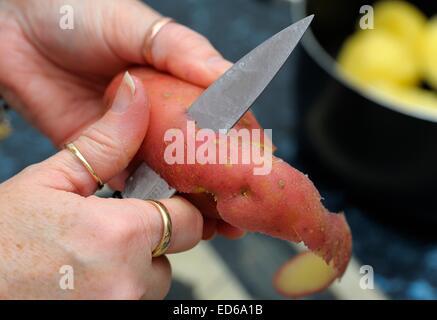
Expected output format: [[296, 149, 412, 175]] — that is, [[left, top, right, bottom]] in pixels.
[[111, 72, 136, 113], [206, 56, 233, 76]]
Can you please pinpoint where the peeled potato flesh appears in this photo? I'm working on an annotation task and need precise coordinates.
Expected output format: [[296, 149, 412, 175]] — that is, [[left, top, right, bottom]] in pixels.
[[338, 30, 421, 87], [274, 251, 338, 299], [421, 17, 437, 91], [375, 83, 437, 111], [374, 0, 427, 47]]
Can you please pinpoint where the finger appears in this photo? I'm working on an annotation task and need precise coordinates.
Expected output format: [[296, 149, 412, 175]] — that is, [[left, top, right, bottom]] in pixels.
[[144, 196, 204, 254], [203, 218, 217, 240], [182, 193, 221, 219], [181, 193, 244, 240], [80, 197, 203, 255], [142, 256, 172, 300], [107, 154, 143, 191], [103, 2, 232, 87], [151, 23, 233, 87], [40, 72, 149, 195], [216, 220, 246, 240]]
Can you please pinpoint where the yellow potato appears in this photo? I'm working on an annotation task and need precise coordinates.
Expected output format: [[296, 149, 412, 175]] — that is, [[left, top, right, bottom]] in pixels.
[[338, 30, 421, 87], [374, 0, 427, 47], [421, 17, 437, 90], [338, 1, 436, 116], [392, 87, 437, 110], [371, 82, 437, 112]]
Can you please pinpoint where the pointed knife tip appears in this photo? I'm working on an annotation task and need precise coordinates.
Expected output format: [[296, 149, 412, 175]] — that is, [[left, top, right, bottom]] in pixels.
[[302, 14, 315, 26], [286, 14, 314, 36]]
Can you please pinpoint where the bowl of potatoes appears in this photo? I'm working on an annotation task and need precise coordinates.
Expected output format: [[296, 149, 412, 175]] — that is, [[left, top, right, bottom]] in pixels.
[[291, 0, 437, 224]]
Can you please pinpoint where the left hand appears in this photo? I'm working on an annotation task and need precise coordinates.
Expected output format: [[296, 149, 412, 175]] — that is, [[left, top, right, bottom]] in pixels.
[[0, 0, 231, 145], [0, 0, 241, 239]]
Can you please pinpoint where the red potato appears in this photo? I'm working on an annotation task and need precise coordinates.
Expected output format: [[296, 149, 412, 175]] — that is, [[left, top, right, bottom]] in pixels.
[[105, 68, 352, 277]]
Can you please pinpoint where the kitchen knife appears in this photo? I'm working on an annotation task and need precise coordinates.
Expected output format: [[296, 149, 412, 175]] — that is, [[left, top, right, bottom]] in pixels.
[[120, 15, 313, 200]]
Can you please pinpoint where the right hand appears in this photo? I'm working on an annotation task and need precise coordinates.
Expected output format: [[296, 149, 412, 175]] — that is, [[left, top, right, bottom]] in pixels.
[[0, 73, 203, 299]]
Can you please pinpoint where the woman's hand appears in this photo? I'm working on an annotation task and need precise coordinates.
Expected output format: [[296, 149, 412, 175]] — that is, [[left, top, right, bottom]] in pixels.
[[0, 0, 231, 145], [0, 0, 243, 239], [0, 73, 203, 299]]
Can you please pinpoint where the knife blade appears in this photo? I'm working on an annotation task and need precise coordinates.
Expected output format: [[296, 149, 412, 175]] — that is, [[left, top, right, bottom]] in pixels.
[[121, 15, 313, 200]]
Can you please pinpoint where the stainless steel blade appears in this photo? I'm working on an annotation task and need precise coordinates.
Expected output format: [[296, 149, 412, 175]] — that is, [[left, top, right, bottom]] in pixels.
[[123, 163, 176, 199], [188, 15, 313, 131], [122, 16, 313, 200]]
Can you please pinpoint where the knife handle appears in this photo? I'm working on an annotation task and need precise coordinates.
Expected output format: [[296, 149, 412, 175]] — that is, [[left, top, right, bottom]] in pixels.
[[112, 191, 123, 199]]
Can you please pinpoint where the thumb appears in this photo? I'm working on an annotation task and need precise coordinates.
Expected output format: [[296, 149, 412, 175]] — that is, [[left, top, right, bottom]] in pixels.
[[40, 72, 149, 196]]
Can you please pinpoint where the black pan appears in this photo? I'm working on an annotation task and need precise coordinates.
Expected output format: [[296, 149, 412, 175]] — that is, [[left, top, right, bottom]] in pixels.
[[291, 0, 437, 225]]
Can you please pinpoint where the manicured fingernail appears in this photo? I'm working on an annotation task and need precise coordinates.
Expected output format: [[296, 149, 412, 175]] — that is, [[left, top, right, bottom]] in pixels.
[[111, 72, 136, 113], [206, 56, 233, 75]]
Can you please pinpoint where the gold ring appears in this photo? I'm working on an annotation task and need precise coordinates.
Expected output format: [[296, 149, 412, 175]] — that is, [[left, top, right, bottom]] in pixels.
[[143, 17, 174, 65], [147, 200, 172, 258], [64, 143, 104, 190]]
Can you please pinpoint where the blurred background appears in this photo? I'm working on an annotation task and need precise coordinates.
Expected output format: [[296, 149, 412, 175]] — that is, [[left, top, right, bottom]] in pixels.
[[1, 0, 436, 299]]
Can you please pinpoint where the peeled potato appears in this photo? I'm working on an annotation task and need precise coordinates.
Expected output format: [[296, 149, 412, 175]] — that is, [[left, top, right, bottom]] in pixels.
[[338, 30, 420, 87], [381, 84, 437, 110], [274, 251, 338, 299], [399, 88, 437, 110], [374, 0, 427, 47], [338, 1, 437, 115], [421, 17, 437, 90]]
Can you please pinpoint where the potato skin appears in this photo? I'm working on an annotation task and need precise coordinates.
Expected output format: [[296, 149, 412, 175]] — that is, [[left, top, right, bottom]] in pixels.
[[105, 68, 352, 275]]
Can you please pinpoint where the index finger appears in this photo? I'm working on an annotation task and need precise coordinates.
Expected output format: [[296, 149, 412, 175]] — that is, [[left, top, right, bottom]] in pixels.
[[151, 22, 233, 87]]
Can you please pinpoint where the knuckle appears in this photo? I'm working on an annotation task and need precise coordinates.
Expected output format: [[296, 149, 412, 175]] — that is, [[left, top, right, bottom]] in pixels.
[[124, 199, 154, 244], [170, 24, 216, 55], [80, 126, 126, 167], [20, 163, 43, 178], [87, 214, 138, 252], [78, 199, 148, 255], [102, 219, 136, 249]]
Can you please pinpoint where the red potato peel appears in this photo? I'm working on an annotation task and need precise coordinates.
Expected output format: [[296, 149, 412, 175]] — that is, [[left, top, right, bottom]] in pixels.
[[105, 68, 352, 277]]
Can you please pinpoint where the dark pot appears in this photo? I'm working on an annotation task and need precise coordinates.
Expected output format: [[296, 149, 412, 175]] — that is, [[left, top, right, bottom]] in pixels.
[[291, 0, 437, 224]]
